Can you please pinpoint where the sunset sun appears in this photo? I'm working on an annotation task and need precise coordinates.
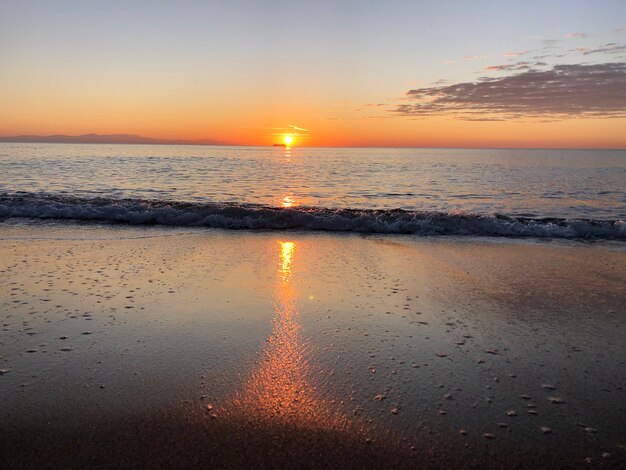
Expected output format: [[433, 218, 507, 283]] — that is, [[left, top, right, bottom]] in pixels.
[[283, 135, 293, 146]]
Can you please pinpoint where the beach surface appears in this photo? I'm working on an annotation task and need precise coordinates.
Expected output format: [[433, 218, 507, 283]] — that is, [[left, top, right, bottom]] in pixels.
[[1, 222, 625, 468]]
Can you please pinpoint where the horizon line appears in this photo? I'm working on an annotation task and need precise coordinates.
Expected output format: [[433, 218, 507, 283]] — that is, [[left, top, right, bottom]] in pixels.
[[0, 133, 624, 151]]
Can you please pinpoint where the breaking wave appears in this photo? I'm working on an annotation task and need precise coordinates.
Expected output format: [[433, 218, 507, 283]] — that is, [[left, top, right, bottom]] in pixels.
[[0, 193, 624, 240]]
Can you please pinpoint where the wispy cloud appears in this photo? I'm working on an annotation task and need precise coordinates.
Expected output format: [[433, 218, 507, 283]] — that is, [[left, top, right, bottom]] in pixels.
[[288, 124, 309, 132], [484, 61, 532, 72], [541, 39, 560, 48], [395, 63, 626, 120], [581, 42, 626, 55], [464, 55, 487, 60], [266, 124, 311, 137], [504, 51, 526, 58], [565, 32, 588, 38]]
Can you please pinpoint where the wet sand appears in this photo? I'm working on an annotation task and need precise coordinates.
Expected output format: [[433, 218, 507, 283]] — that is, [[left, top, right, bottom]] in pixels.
[[1, 222, 625, 468]]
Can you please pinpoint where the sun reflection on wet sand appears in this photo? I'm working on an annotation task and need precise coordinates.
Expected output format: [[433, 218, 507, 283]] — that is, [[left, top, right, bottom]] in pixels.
[[279, 241, 295, 280], [221, 240, 351, 431]]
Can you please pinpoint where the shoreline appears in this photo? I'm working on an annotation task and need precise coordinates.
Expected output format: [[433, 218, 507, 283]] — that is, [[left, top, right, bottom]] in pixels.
[[1, 224, 625, 468]]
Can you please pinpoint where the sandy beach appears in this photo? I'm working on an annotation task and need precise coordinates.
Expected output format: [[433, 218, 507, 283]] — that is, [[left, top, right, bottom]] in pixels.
[[1, 222, 624, 468]]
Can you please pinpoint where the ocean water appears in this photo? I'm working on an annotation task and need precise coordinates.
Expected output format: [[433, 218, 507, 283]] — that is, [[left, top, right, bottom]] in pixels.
[[0, 143, 624, 239]]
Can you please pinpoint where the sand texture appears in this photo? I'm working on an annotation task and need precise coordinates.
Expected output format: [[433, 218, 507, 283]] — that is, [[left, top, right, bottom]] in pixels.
[[1, 224, 625, 468]]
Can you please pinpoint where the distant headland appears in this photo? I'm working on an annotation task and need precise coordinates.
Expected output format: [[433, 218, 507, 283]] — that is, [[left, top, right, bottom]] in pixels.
[[0, 133, 227, 146]]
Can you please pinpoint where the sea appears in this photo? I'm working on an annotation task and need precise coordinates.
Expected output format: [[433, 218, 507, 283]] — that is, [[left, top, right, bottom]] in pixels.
[[1, 143, 624, 239]]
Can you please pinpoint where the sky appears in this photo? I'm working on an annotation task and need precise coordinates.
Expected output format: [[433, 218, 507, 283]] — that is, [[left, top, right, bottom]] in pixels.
[[1, 0, 625, 148]]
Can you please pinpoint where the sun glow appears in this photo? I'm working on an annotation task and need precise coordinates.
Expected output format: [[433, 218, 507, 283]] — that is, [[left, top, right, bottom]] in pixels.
[[283, 135, 293, 146], [281, 195, 297, 208]]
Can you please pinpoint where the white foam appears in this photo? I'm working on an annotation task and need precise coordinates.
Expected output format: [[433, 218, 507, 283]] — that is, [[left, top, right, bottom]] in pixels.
[[0, 193, 624, 240]]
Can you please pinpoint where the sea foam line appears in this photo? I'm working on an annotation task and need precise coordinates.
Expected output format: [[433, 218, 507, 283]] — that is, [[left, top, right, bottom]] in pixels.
[[0, 193, 624, 240]]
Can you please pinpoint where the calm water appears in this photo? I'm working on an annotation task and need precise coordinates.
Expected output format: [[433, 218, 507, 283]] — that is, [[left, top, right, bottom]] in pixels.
[[0, 143, 624, 238]]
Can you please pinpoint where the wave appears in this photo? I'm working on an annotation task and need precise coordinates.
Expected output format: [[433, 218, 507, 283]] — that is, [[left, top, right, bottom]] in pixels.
[[0, 193, 624, 240]]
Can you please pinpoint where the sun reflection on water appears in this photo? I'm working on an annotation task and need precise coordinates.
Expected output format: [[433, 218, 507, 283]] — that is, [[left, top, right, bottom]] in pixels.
[[280, 195, 297, 209]]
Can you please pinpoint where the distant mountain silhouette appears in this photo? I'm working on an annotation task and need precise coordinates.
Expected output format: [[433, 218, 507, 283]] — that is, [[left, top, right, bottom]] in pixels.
[[0, 133, 227, 146]]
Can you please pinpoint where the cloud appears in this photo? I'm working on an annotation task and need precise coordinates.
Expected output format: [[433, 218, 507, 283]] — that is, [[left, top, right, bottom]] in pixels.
[[541, 39, 560, 48], [395, 62, 626, 120], [565, 32, 588, 38], [484, 61, 532, 72], [268, 124, 311, 137], [464, 55, 487, 60], [288, 124, 309, 132], [582, 42, 626, 55], [504, 51, 526, 58]]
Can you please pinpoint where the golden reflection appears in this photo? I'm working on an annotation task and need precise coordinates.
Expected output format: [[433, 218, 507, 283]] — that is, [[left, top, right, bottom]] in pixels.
[[279, 241, 295, 281], [221, 240, 350, 431], [280, 194, 297, 209]]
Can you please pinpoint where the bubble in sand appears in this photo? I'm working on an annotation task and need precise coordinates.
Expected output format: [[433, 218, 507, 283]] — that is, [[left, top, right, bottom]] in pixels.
[[390, 407, 399, 415], [541, 384, 556, 390], [483, 433, 495, 439], [540, 426, 552, 434], [0, 368, 11, 375], [506, 410, 517, 417]]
